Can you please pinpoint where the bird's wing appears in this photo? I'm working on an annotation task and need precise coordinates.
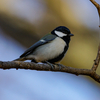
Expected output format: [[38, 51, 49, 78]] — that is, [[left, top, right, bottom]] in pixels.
[[20, 34, 57, 58]]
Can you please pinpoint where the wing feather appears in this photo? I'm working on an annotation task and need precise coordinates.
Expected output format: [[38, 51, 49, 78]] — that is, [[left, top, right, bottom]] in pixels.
[[20, 34, 56, 58]]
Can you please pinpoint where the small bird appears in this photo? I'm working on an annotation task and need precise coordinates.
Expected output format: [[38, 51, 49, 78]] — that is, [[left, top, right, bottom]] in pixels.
[[14, 26, 74, 66]]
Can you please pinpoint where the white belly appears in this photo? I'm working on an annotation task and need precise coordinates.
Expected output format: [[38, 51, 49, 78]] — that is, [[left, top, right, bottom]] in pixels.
[[28, 37, 66, 62]]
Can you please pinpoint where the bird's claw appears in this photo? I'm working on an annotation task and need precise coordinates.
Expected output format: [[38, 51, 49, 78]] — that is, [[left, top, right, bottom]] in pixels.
[[45, 61, 55, 70], [55, 64, 62, 70], [45, 61, 63, 70]]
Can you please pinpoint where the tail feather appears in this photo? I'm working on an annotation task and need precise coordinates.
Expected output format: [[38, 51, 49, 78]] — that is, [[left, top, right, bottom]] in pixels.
[[13, 57, 26, 61]]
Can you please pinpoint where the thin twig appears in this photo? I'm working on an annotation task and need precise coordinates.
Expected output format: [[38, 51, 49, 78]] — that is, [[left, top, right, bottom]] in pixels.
[[90, 0, 100, 16], [90, 0, 100, 72], [92, 44, 100, 71]]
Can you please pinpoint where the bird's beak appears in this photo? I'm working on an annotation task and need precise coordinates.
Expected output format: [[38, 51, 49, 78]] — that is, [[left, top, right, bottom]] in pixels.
[[69, 33, 74, 36]]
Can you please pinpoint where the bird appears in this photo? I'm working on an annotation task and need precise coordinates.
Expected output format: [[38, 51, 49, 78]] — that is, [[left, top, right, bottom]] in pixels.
[[14, 26, 74, 66]]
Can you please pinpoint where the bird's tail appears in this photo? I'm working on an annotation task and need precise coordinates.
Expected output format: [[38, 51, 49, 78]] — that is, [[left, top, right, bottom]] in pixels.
[[13, 57, 26, 61]]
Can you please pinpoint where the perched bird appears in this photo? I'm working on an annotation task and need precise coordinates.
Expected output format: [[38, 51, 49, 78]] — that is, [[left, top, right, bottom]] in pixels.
[[14, 26, 74, 65]]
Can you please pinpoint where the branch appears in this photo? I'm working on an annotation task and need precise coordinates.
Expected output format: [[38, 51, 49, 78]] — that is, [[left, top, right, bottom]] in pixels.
[[92, 44, 100, 71], [90, 0, 100, 72], [0, 61, 100, 83], [90, 0, 100, 17]]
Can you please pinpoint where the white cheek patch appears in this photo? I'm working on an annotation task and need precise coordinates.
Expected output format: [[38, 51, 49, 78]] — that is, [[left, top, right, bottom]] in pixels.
[[55, 31, 67, 37]]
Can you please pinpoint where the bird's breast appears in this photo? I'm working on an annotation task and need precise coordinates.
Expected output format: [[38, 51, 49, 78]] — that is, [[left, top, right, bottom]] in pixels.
[[32, 37, 67, 62]]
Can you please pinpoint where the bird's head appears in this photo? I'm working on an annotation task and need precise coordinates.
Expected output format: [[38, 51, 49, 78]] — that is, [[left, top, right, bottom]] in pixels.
[[51, 26, 74, 38]]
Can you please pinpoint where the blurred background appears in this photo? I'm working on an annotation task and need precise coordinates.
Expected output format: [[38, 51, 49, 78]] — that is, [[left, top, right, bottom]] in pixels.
[[0, 0, 100, 100]]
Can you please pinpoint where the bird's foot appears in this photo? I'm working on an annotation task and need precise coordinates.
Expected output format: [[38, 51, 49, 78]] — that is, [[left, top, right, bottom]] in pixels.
[[45, 61, 55, 70], [55, 64, 62, 70]]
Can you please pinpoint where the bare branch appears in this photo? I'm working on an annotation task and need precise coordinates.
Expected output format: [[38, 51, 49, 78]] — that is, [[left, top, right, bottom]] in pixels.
[[0, 61, 100, 83], [90, 0, 100, 16], [92, 44, 100, 71], [89, 0, 100, 83]]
